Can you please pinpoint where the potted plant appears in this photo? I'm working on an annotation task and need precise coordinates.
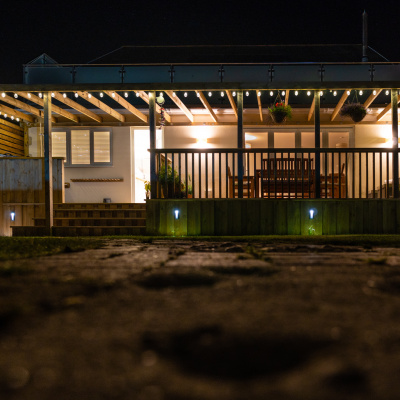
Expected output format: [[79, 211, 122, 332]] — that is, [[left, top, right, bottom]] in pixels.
[[339, 103, 367, 122], [158, 165, 184, 198], [269, 102, 292, 123], [144, 180, 151, 200]]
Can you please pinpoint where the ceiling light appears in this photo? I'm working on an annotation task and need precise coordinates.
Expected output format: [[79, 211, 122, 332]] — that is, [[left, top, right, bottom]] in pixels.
[[124, 92, 128, 98], [245, 91, 249, 96], [282, 90, 286, 96], [295, 90, 298, 96], [14, 93, 18, 98], [307, 91, 311, 96]]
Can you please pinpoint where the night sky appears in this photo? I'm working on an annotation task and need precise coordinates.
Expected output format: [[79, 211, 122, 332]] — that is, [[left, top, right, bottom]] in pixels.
[[1, 0, 399, 83]]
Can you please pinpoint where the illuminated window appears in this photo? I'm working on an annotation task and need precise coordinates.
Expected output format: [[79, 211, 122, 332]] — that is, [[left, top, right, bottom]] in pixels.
[[51, 129, 112, 167]]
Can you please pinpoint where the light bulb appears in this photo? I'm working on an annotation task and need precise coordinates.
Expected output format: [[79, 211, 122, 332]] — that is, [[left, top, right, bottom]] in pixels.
[[136, 92, 140, 97], [11, 116, 14, 120], [386, 90, 390, 95], [333, 91, 337, 96], [124, 92, 128, 98], [1, 92, 5, 97], [88, 93, 92, 99], [27, 93, 31, 98], [184, 92, 188, 97], [112, 92, 115, 97], [63, 93, 67, 98], [307, 91, 311, 96], [221, 91, 225, 97], [100, 92, 104, 97], [74, 93, 78, 98], [245, 91, 249, 96], [347, 90, 350, 95], [233, 91, 236, 97], [4, 114, 7, 118], [282, 90, 285, 96], [359, 90, 363, 95], [270, 91, 273, 96], [208, 92, 212, 97], [295, 90, 298, 96], [14, 93, 18, 98], [320, 91, 323, 96], [196, 92, 200, 97], [51, 92, 55, 97], [373, 90, 377, 95], [257, 91, 261, 97], [16, 118, 20, 122], [39, 93, 43, 98]]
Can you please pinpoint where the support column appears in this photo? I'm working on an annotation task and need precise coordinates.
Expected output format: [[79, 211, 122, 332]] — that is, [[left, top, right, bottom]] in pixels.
[[237, 90, 244, 198], [314, 90, 321, 198], [149, 91, 157, 199], [43, 92, 53, 233], [392, 89, 399, 198]]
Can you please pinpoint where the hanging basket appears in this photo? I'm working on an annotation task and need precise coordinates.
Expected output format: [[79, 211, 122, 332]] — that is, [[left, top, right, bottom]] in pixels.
[[269, 101, 292, 124], [339, 103, 367, 123]]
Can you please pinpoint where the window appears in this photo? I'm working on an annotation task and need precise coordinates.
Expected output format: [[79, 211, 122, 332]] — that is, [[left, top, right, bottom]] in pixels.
[[51, 129, 112, 167]]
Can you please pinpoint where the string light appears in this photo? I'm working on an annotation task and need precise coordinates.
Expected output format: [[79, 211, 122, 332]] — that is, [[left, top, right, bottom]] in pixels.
[[63, 93, 67, 98], [282, 90, 286, 96], [245, 91, 249, 96], [347, 90, 351, 95], [359, 90, 363, 95], [269, 91, 273, 96], [74, 92, 78, 98], [88, 93, 92, 98], [11, 116, 14, 120], [136, 92, 140, 97], [39, 93, 43, 98], [320, 91, 323, 96], [307, 91, 311, 96], [4, 114, 7, 118], [27, 93, 31, 98], [232, 91, 236, 97], [124, 92, 128, 98], [373, 90, 377, 95], [1, 92, 5, 97], [51, 92, 55, 97], [295, 90, 299, 96], [112, 92, 116, 97], [196, 92, 200, 97], [385, 90, 390, 95], [16, 118, 20, 122], [184, 92, 188, 97], [99, 92, 104, 97], [333, 91, 337, 96], [14, 93, 18, 98], [257, 91, 261, 97], [221, 91, 225, 97], [208, 92, 212, 97]]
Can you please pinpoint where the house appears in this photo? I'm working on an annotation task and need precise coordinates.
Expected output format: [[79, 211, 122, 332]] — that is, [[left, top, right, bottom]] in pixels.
[[1, 40, 400, 236]]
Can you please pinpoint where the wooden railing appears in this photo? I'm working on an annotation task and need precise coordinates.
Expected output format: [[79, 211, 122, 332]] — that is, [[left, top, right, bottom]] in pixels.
[[151, 148, 400, 199]]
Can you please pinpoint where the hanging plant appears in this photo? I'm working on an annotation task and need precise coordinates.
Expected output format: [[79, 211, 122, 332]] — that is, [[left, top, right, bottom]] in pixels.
[[269, 102, 292, 123], [339, 103, 367, 123]]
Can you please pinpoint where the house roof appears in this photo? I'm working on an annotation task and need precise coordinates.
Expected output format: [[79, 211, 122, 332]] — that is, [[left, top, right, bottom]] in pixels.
[[88, 44, 388, 65]]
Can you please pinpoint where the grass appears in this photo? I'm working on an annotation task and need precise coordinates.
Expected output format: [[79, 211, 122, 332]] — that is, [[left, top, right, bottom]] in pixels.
[[0, 237, 104, 261]]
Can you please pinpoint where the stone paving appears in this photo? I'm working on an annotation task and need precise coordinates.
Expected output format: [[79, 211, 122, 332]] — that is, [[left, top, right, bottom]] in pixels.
[[1, 239, 400, 399]]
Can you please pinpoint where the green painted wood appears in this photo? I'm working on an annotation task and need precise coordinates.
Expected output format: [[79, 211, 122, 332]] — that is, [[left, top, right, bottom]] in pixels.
[[259, 200, 275, 234], [201, 200, 215, 235], [173, 200, 188, 236], [349, 200, 363, 234], [187, 200, 201, 235], [322, 201, 337, 235], [287, 201, 301, 235], [228, 200, 242, 235], [214, 200, 228, 235], [244, 199, 260, 235], [336, 201, 350, 234], [274, 201, 288, 235], [382, 200, 396, 234], [159, 201, 167, 235], [300, 200, 322, 235]]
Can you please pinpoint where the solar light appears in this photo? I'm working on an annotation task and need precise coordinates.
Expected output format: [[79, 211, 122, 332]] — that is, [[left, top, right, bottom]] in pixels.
[[10, 212, 15, 221], [174, 209, 180, 220], [309, 209, 315, 219]]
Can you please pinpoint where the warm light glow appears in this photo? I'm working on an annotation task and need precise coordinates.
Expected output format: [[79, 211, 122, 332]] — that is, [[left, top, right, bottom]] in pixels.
[[51, 92, 55, 97], [100, 92, 104, 97], [386, 90, 390, 95], [184, 92, 188, 97], [196, 137, 208, 146], [112, 92, 116, 97], [233, 91, 236, 97], [221, 91, 225, 97], [359, 90, 363, 95], [307, 91, 311, 96], [63, 93, 67, 98], [1, 92, 5, 97], [74, 93, 78, 98], [295, 90, 298, 96], [257, 91, 261, 97], [88, 93, 92, 98]]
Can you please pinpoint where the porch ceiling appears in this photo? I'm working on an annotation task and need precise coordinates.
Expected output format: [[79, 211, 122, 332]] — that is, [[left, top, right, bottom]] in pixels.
[[0, 88, 397, 128]]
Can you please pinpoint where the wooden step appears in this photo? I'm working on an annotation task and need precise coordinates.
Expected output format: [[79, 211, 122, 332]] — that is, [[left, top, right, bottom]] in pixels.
[[12, 225, 146, 237], [33, 218, 146, 227], [54, 203, 146, 210], [53, 209, 146, 218]]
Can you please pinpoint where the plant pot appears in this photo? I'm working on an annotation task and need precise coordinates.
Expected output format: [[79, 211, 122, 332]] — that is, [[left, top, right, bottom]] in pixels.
[[348, 110, 366, 123], [271, 110, 288, 123]]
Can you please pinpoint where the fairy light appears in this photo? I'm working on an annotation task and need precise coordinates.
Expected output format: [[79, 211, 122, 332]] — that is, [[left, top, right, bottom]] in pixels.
[[232, 91, 236, 97], [27, 93, 31, 98], [208, 92, 212, 97], [295, 90, 299, 96], [100, 92, 104, 97], [14, 93, 18, 98], [347, 90, 351, 95], [270, 91, 273, 96], [282, 90, 286, 96], [221, 91, 225, 97], [307, 91, 311, 96], [124, 92, 128, 98], [359, 90, 363, 95], [373, 90, 377, 96], [333, 91, 337, 96], [39, 93, 43, 98], [245, 91, 249, 96], [184, 92, 188, 97], [257, 91, 261, 97], [74, 92, 78, 98]]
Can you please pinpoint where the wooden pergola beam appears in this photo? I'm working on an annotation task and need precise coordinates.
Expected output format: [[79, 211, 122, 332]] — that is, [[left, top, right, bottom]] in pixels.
[[363, 89, 382, 108], [376, 101, 400, 122], [0, 103, 35, 123], [104, 91, 147, 123], [165, 91, 194, 123], [78, 92, 125, 122], [331, 90, 350, 121], [16, 92, 79, 123], [226, 90, 238, 119], [1, 94, 56, 123], [307, 97, 316, 122], [284, 90, 290, 106], [134, 91, 171, 123], [195, 91, 218, 123], [256, 91, 263, 122], [53, 92, 102, 123]]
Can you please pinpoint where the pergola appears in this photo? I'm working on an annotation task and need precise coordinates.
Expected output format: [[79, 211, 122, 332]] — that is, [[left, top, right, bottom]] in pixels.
[[1, 61, 400, 233]]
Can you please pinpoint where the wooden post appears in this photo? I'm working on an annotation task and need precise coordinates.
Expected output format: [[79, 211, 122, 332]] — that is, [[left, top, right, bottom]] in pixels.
[[237, 90, 244, 198], [392, 89, 399, 198], [43, 92, 53, 233], [149, 91, 157, 199], [314, 90, 321, 198]]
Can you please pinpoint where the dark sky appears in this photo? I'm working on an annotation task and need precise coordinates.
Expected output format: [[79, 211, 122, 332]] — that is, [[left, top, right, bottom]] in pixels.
[[1, 0, 399, 83]]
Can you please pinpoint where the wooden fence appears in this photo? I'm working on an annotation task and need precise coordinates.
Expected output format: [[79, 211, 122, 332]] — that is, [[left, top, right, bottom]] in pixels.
[[0, 157, 64, 236]]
